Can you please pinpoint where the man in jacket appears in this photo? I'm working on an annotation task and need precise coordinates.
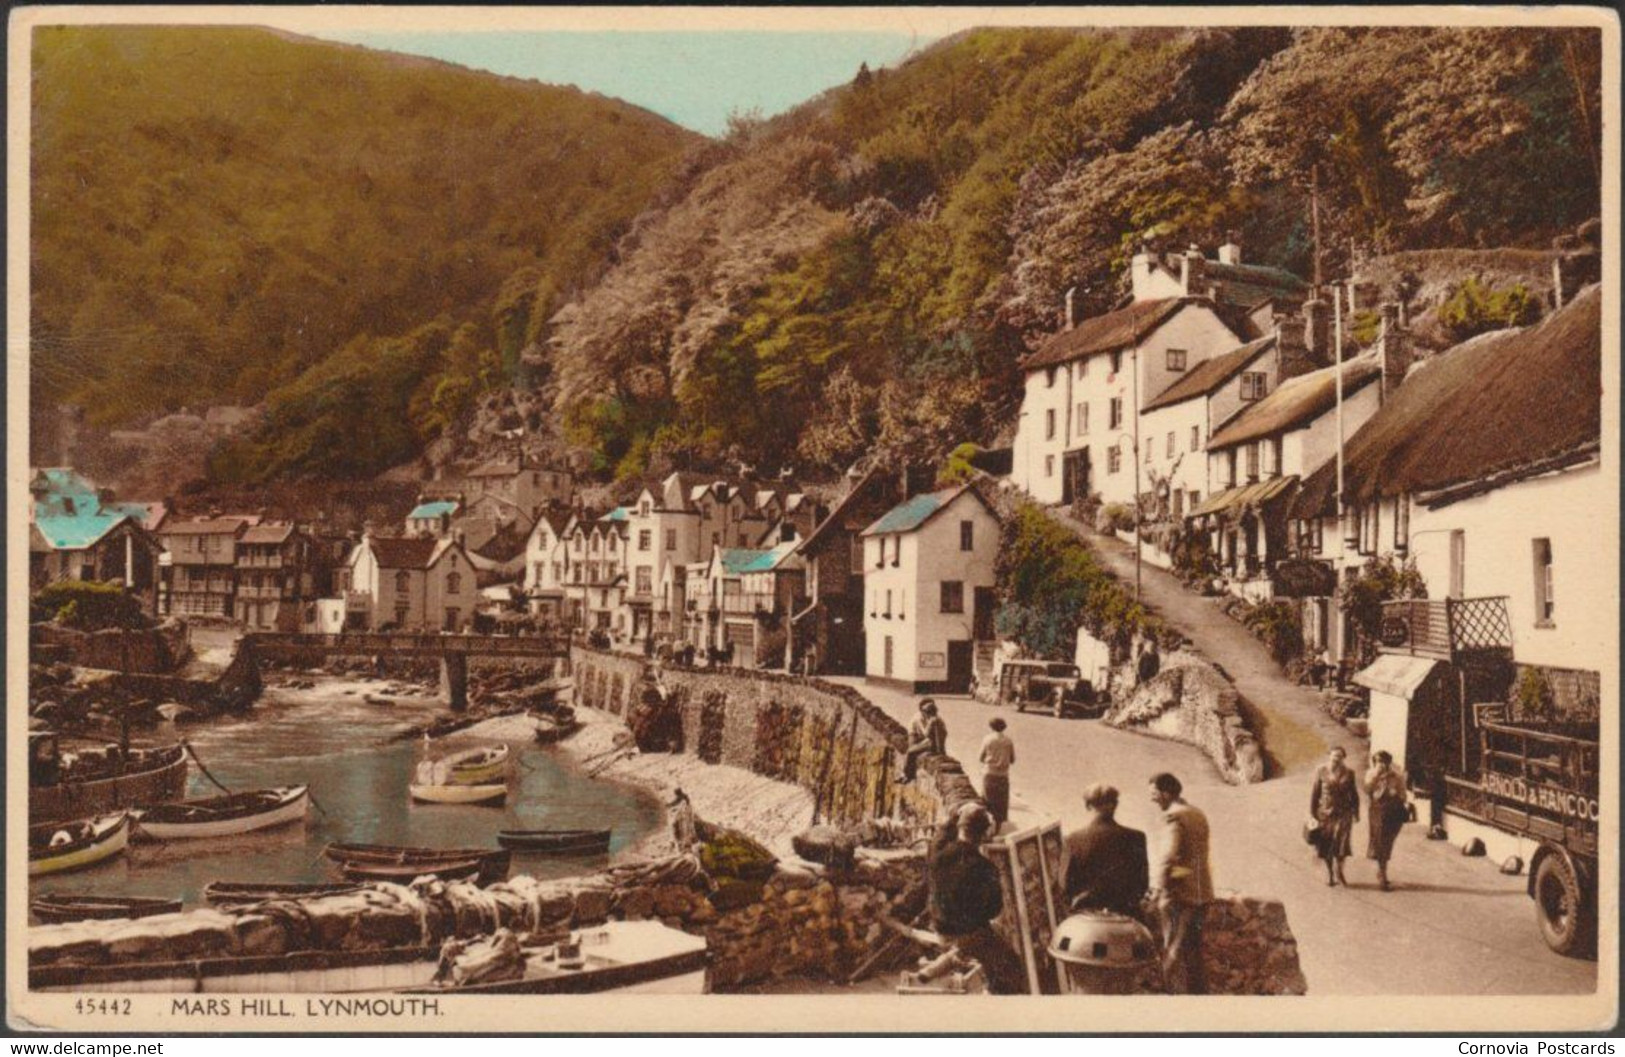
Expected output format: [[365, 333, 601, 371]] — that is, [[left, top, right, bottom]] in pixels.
[[1061, 783, 1149, 916], [898, 699, 947, 784], [927, 803, 1027, 994], [1148, 772, 1213, 994]]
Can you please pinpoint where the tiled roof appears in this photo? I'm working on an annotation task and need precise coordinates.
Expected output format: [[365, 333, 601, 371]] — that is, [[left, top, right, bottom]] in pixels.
[[1142, 336, 1276, 413], [240, 523, 296, 545], [1022, 298, 1200, 371], [466, 457, 520, 478], [408, 500, 459, 521], [861, 483, 990, 537], [162, 517, 250, 537], [1293, 286, 1601, 516], [368, 536, 441, 570], [1207, 356, 1382, 450]]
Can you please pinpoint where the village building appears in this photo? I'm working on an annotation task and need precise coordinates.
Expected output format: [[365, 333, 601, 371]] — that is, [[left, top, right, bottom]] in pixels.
[[790, 468, 907, 675], [28, 469, 165, 614], [462, 452, 572, 521], [1191, 350, 1384, 601], [860, 483, 1000, 693], [341, 533, 477, 632], [682, 540, 806, 668], [520, 511, 572, 621], [405, 498, 460, 538], [1286, 287, 1602, 859], [579, 510, 631, 639], [158, 516, 256, 618], [233, 523, 313, 631]]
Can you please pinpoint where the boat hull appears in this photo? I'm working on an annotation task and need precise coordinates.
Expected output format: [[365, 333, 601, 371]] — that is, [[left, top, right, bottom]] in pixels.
[[136, 787, 309, 840], [342, 859, 482, 883], [29, 814, 131, 876], [32, 896, 182, 924], [409, 782, 506, 805], [496, 829, 611, 855], [204, 881, 365, 907], [31, 747, 188, 825]]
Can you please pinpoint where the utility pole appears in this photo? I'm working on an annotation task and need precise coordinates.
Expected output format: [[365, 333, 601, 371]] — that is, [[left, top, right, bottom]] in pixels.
[[1334, 277, 1346, 549], [1132, 345, 1142, 606], [1310, 163, 1323, 290]]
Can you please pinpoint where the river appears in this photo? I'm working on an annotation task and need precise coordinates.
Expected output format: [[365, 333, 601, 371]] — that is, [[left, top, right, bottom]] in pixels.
[[32, 679, 664, 907]]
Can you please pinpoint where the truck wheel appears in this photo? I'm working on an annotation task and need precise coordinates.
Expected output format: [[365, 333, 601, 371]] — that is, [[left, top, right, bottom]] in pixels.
[[1533, 854, 1592, 957]]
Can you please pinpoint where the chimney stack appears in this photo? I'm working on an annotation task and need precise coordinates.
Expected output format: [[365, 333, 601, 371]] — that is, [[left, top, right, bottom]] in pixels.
[[1377, 302, 1411, 398], [1064, 286, 1078, 330], [1217, 237, 1242, 266], [1274, 314, 1315, 380], [1302, 297, 1331, 365], [1180, 245, 1206, 297]]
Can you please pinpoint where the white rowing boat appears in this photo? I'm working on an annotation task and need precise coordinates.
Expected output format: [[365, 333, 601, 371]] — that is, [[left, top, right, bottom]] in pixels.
[[29, 813, 131, 876], [408, 781, 507, 806], [133, 786, 309, 840]]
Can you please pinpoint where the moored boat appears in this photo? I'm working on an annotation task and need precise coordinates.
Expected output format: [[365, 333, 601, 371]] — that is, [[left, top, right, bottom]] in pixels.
[[323, 842, 510, 885], [496, 828, 611, 855], [417, 744, 510, 786], [30, 733, 188, 825], [409, 781, 506, 806], [532, 714, 582, 745], [30, 920, 709, 995], [28, 813, 132, 876], [341, 858, 484, 883], [31, 894, 182, 924], [203, 881, 365, 908], [133, 786, 309, 840]]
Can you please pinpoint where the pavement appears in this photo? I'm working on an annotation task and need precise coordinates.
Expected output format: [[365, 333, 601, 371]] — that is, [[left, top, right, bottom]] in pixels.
[[820, 518, 1598, 996]]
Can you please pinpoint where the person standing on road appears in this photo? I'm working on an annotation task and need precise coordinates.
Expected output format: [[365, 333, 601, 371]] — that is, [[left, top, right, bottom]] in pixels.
[[978, 717, 1015, 828], [927, 803, 1028, 995], [1310, 746, 1360, 886], [1365, 750, 1409, 891], [898, 699, 947, 784], [1062, 783, 1149, 917], [1149, 772, 1212, 994]]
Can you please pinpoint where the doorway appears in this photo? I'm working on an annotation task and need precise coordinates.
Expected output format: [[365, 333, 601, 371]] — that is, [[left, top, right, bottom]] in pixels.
[[946, 640, 974, 693]]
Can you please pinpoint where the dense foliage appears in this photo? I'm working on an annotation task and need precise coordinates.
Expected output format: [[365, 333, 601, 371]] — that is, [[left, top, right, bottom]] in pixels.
[[31, 581, 151, 631], [1437, 278, 1543, 343], [1340, 555, 1428, 664], [994, 501, 1167, 660], [549, 25, 1600, 481], [32, 26, 695, 477]]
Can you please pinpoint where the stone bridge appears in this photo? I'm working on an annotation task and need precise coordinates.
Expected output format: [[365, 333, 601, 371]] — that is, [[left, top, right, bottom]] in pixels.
[[245, 632, 567, 710]]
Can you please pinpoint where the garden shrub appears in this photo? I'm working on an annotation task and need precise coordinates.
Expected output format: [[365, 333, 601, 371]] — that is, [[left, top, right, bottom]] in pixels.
[[1241, 599, 1305, 664], [31, 580, 149, 631], [1340, 555, 1427, 663], [1439, 278, 1542, 343]]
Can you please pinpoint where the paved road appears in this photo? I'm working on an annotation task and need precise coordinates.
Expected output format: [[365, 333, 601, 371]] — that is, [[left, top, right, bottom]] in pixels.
[[827, 590, 1598, 996]]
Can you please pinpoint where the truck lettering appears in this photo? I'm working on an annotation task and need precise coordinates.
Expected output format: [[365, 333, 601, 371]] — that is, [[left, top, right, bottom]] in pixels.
[[1481, 772, 1598, 821]]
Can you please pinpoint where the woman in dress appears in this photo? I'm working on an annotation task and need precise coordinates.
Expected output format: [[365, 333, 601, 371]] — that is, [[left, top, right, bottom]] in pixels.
[[1365, 750, 1409, 891], [1310, 746, 1360, 885]]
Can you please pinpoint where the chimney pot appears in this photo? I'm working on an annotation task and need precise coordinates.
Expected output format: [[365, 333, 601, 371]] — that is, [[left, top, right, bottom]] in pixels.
[[1064, 286, 1078, 330], [1378, 301, 1412, 398], [1302, 299, 1331, 365], [1218, 240, 1241, 266]]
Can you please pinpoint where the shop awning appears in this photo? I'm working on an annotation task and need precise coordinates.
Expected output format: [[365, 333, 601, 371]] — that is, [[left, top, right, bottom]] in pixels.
[[1187, 475, 1298, 519], [1352, 653, 1440, 699]]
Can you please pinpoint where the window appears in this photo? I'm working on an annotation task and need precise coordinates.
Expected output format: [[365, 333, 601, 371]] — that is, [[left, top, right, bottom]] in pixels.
[[637, 530, 651, 552], [875, 539, 885, 569], [1109, 398, 1123, 430], [1045, 454, 1055, 477], [552, 562, 562, 582], [1166, 348, 1187, 372], [960, 520, 974, 551], [1189, 490, 1201, 511], [664, 529, 677, 551], [1172, 490, 1184, 519], [1259, 439, 1276, 478], [1270, 438, 1284, 478], [1110, 351, 1122, 374], [394, 604, 410, 626], [884, 589, 893, 618], [1245, 443, 1260, 482], [607, 535, 617, 553], [444, 607, 461, 631], [639, 501, 651, 516], [1076, 359, 1088, 379], [636, 566, 652, 595], [941, 581, 964, 613], [1532, 538, 1555, 625], [395, 571, 410, 593], [891, 538, 900, 567], [1358, 504, 1380, 556], [1241, 372, 1268, 400], [1045, 409, 1056, 440], [1077, 403, 1089, 435], [446, 572, 461, 594], [1225, 450, 1238, 488], [1108, 446, 1122, 474], [1166, 432, 1175, 458], [1191, 425, 1200, 451], [1045, 367, 1057, 388]]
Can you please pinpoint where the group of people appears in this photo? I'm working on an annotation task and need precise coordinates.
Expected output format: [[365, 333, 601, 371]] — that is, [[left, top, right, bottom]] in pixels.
[[1309, 746, 1410, 890]]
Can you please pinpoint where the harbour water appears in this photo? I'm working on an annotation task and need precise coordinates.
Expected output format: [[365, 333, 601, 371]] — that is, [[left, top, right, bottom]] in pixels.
[[31, 679, 664, 907]]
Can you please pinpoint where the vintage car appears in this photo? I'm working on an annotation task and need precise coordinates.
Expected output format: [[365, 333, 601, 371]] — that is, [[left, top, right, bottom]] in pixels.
[[994, 660, 1103, 719]]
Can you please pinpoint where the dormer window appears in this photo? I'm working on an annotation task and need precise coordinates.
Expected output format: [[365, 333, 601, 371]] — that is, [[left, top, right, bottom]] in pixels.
[[1166, 348, 1187, 372], [1241, 372, 1268, 401]]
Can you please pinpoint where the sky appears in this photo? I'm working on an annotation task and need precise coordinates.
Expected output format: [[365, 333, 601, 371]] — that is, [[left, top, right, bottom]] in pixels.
[[315, 31, 931, 137]]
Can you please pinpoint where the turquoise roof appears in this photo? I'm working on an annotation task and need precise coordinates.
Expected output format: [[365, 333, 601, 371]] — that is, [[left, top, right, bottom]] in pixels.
[[602, 506, 630, 522], [732, 540, 800, 573], [862, 487, 964, 536], [719, 548, 768, 575], [35, 468, 97, 499], [34, 510, 129, 551], [408, 500, 459, 520]]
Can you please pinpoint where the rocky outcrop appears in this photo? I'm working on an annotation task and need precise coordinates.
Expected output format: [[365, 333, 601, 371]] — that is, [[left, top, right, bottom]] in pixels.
[[1105, 652, 1265, 784], [30, 619, 190, 674]]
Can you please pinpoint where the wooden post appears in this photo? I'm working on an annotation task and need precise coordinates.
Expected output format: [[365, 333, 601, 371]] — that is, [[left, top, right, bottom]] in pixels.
[[440, 653, 468, 712]]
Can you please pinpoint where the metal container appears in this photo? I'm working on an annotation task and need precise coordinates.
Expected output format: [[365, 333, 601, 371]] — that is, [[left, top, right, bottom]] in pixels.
[[1047, 911, 1157, 995]]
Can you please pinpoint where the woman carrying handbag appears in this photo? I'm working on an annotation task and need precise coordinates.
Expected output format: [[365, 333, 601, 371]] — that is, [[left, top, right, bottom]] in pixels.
[[1365, 750, 1409, 891], [1310, 746, 1360, 886]]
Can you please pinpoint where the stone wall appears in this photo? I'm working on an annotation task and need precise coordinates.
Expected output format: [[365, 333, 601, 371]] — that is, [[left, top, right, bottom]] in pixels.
[[573, 647, 954, 826], [1104, 651, 1265, 784], [30, 619, 191, 674]]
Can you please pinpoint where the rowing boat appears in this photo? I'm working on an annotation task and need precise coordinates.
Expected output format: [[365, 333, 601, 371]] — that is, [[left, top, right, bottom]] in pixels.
[[31, 894, 182, 924], [29, 813, 132, 876], [532, 714, 582, 745], [418, 744, 510, 786], [134, 786, 309, 840], [341, 857, 484, 883], [202, 881, 366, 907], [323, 842, 510, 884], [30, 920, 709, 995], [409, 780, 506, 806], [496, 829, 611, 855]]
